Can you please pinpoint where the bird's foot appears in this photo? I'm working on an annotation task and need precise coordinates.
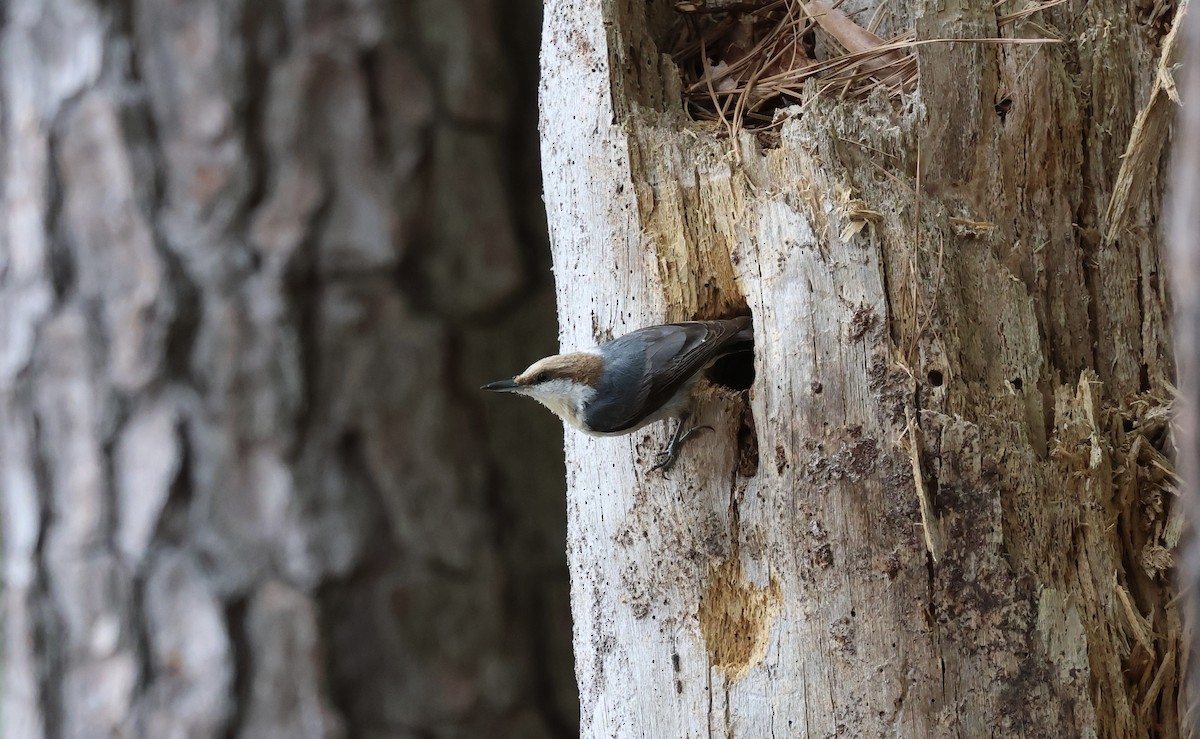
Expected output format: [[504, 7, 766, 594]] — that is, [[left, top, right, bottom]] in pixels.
[[650, 424, 713, 474]]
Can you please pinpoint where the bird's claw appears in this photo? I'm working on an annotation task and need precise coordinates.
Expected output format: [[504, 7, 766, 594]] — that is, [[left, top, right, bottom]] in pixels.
[[650, 424, 713, 474], [649, 449, 678, 474]]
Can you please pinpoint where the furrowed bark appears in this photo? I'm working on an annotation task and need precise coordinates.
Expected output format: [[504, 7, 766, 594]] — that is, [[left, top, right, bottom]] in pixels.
[[0, 1, 573, 737]]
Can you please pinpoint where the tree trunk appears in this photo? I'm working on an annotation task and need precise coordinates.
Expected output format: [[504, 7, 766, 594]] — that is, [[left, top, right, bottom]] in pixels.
[[541, 0, 1186, 735], [0, 1, 574, 737]]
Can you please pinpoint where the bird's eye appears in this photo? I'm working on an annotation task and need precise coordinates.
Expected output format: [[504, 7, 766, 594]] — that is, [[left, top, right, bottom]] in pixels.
[[536, 371, 550, 383]]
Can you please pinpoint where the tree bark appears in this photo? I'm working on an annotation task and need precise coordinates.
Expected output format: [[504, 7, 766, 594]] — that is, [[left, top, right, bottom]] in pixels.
[[0, 1, 574, 737], [541, 0, 1185, 735]]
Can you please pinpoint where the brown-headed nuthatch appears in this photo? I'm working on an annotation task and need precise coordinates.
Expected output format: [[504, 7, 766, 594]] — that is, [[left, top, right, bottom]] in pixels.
[[482, 316, 753, 471]]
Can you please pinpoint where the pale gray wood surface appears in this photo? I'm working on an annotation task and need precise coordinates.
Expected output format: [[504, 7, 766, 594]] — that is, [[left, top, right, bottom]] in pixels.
[[541, 0, 1186, 736]]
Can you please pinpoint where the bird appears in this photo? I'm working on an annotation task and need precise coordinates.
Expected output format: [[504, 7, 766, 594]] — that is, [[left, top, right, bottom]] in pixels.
[[481, 316, 753, 471]]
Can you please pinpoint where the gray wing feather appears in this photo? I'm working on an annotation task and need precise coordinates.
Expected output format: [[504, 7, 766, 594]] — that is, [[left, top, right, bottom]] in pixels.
[[583, 317, 752, 433]]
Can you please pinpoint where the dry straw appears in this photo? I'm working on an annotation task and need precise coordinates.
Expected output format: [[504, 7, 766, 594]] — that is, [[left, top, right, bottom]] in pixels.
[[669, 0, 1065, 138]]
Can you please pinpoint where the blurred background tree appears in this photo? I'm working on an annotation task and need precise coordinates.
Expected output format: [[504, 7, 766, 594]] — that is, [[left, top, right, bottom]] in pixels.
[[0, 1, 576, 737]]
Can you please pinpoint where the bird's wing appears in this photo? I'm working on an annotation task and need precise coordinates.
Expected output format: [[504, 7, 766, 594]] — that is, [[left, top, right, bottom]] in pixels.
[[584, 318, 752, 433]]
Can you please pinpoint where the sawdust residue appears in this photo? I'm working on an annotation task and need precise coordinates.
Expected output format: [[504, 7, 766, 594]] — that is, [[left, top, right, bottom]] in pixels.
[[697, 550, 781, 681]]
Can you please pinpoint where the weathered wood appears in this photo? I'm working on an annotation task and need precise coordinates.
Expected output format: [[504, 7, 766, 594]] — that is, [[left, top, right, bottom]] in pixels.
[[541, 0, 1184, 735]]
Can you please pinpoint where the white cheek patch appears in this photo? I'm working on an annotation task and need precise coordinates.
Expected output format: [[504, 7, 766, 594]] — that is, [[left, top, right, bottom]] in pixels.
[[526, 379, 597, 429]]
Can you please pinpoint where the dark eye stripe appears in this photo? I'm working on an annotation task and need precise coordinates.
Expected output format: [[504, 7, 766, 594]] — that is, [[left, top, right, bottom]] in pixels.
[[536, 371, 550, 383]]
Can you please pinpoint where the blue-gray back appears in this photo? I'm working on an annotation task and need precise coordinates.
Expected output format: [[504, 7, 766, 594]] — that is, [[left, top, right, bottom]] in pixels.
[[582, 317, 752, 433]]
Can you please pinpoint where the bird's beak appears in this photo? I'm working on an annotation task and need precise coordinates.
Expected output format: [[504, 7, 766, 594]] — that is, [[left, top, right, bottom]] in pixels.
[[481, 378, 520, 392]]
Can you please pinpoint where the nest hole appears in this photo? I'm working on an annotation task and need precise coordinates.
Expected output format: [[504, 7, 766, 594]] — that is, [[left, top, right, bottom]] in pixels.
[[708, 348, 755, 391], [700, 311, 757, 475]]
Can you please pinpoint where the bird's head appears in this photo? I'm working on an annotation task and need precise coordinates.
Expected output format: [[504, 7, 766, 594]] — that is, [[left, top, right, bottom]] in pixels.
[[481, 352, 604, 428]]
